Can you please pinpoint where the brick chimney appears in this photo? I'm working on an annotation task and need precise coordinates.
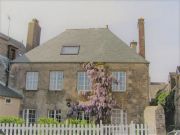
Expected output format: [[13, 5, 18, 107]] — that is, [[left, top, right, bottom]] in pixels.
[[130, 41, 137, 52], [138, 18, 145, 58], [26, 18, 41, 52]]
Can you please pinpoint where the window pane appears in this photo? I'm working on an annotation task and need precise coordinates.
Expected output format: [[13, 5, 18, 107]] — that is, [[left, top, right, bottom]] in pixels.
[[77, 111, 90, 123], [112, 72, 126, 91], [23, 109, 36, 124], [111, 109, 127, 124], [26, 72, 38, 90], [77, 72, 90, 91], [49, 71, 63, 90], [61, 46, 79, 55], [48, 110, 61, 122]]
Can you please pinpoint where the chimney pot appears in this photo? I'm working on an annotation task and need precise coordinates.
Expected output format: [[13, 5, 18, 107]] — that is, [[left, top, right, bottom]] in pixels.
[[32, 18, 39, 23], [130, 41, 137, 52]]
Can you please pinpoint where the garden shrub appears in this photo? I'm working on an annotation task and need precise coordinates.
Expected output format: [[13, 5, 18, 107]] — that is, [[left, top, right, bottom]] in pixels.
[[37, 117, 59, 124], [63, 118, 91, 125], [0, 116, 24, 124]]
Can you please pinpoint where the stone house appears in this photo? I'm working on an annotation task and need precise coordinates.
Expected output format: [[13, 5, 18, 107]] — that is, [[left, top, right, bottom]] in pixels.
[[9, 18, 149, 124], [0, 32, 26, 117], [0, 32, 26, 84]]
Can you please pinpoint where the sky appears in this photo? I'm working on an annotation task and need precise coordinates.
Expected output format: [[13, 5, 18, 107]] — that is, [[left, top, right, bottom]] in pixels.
[[0, 0, 179, 82]]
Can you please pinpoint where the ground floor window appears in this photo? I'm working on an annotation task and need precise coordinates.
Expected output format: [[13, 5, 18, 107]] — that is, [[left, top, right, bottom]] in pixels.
[[77, 111, 90, 122], [48, 110, 61, 122], [23, 109, 36, 124], [111, 109, 127, 124], [5, 98, 11, 104]]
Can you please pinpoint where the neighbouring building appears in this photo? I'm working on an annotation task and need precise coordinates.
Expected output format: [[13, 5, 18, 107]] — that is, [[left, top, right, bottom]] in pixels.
[[0, 31, 25, 117], [174, 66, 180, 129], [149, 82, 168, 102], [9, 18, 150, 124], [0, 32, 26, 84], [0, 82, 22, 116]]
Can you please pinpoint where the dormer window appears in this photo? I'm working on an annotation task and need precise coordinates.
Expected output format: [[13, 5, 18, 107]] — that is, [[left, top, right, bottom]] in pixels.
[[8, 45, 17, 60], [60, 46, 80, 55]]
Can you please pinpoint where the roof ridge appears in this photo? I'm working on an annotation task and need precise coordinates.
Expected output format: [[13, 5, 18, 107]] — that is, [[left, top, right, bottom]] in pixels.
[[66, 27, 108, 31]]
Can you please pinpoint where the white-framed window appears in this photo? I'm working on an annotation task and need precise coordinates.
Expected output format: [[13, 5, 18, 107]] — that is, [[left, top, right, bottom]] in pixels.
[[26, 72, 39, 90], [77, 72, 90, 91], [5, 98, 11, 104], [49, 71, 63, 90], [112, 71, 126, 91], [23, 109, 36, 124], [111, 109, 127, 124], [48, 110, 61, 122], [61, 46, 80, 55], [77, 111, 90, 122]]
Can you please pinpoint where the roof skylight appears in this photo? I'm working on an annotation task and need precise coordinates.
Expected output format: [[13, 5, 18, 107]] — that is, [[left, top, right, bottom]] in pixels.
[[60, 45, 80, 55]]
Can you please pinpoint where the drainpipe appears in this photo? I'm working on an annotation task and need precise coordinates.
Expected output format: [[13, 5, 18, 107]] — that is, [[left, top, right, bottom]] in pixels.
[[5, 60, 10, 87]]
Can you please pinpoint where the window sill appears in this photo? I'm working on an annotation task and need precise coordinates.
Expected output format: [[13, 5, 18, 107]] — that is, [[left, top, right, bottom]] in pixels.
[[49, 89, 63, 91], [25, 89, 38, 91], [112, 90, 126, 92], [77, 90, 91, 92]]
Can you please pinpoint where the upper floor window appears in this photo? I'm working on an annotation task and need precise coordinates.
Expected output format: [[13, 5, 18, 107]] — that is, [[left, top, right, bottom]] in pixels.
[[112, 71, 126, 92], [26, 72, 39, 90], [77, 72, 90, 91], [8, 46, 16, 60], [49, 71, 63, 91], [60, 46, 80, 55], [48, 110, 61, 122], [23, 109, 36, 124]]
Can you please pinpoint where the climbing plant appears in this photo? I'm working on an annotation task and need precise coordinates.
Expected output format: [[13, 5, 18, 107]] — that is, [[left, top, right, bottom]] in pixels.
[[151, 89, 175, 131], [67, 62, 117, 124]]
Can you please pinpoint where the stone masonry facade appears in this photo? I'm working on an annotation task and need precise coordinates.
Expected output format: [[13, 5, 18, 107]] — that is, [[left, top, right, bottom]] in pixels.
[[0, 35, 25, 84], [9, 62, 149, 123]]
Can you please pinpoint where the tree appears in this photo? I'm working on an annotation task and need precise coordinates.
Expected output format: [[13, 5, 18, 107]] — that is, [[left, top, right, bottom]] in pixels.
[[67, 62, 117, 124]]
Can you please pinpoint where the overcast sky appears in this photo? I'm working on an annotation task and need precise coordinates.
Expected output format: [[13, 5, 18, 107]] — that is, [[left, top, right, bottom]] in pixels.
[[0, 0, 179, 82]]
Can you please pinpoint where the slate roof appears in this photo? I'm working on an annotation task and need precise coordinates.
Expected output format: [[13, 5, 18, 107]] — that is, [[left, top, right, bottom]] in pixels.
[[12, 28, 148, 63], [0, 83, 22, 98], [0, 32, 25, 50]]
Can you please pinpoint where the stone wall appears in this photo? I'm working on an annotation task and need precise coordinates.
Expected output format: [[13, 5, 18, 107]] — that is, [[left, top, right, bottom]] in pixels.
[[144, 105, 166, 135], [175, 75, 180, 129], [0, 96, 21, 117], [9, 62, 149, 123], [0, 39, 8, 84], [0, 38, 8, 57], [0, 37, 26, 84], [0, 57, 8, 84]]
